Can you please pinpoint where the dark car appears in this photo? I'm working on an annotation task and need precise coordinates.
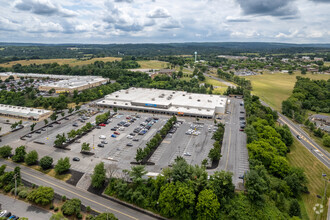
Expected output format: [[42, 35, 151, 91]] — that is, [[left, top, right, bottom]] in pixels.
[[126, 143, 133, 147], [73, 123, 78, 127], [73, 157, 80, 161], [35, 130, 41, 134], [55, 121, 61, 124], [64, 117, 70, 120], [111, 128, 117, 131], [240, 111, 245, 114], [96, 126, 101, 129], [129, 133, 136, 136], [297, 135, 301, 140], [133, 138, 139, 141], [97, 143, 105, 148], [48, 124, 53, 127]]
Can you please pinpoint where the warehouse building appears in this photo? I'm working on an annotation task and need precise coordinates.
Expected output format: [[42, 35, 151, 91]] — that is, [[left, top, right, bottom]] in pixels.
[[38, 76, 108, 93], [96, 88, 227, 118], [0, 104, 52, 121], [0, 72, 108, 93]]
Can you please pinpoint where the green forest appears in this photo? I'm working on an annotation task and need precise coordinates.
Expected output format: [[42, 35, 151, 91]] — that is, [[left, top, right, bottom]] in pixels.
[[282, 77, 330, 123]]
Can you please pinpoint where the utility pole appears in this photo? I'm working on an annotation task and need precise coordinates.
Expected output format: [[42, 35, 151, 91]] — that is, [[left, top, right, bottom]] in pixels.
[[13, 173, 17, 199]]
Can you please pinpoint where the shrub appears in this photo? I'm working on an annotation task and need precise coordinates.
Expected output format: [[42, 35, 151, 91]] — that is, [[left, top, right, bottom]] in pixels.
[[4, 184, 14, 193], [40, 156, 53, 170], [86, 206, 91, 213], [55, 157, 71, 175], [12, 146, 26, 163], [18, 190, 29, 199], [54, 207, 59, 212], [61, 198, 81, 216], [77, 213, 83, 219], [50, 204, 54, 210], [27, 186, 54, 206], [25, 150, 38, 166], [62, 195, 67, 201], [0, 145, 12, 158]]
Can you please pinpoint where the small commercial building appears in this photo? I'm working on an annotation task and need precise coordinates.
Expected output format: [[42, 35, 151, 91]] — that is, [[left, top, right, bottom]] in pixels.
[[0, 104, 52, 121], [96, 88, 227, 119], [38, 76, 108, 93]]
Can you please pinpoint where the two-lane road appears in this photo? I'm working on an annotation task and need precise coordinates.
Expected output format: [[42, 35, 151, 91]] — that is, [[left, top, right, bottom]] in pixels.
[[0, 159, 157, 220]]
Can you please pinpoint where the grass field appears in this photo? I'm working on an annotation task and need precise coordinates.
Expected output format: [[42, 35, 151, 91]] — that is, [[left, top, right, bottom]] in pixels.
[[287, 139, 330, 220], [324, 62, 330, 67], [204, 77, 228, 94], [244, 72, 330, 111], [0, 57, 122, 67], [137, 60, 169, 69]]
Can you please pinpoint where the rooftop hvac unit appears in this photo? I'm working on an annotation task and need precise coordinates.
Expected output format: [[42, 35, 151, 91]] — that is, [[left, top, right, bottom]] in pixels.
[[102, 101, 105, 103], [183, 94, 185, 96], [125, 103, 128, 105], [208, 100, 211, 103], [115, 95, 119, 98], [125, 91, 129, 94], [172, 92, 175, 94], [38, 110, 41, 112], [197, 99, 201, 102], [189, 96, 192, 99], [152, 98, 155, 101], [198, 109, 201, 111], [114, 102, 117, 104]]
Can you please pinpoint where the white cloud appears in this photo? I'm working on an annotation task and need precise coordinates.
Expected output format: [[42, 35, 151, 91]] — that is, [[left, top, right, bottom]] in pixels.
[[0, 0, 328, 43]]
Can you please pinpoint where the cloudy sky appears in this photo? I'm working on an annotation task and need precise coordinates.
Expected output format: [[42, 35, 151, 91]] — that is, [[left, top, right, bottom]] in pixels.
[[0, 0, 329, 44]]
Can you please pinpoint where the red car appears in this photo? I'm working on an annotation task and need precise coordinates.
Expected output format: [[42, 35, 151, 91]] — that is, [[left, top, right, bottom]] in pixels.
[[99, 123, 106, 127], [239, 128, 244, 131], [114, 131, 120, 135]]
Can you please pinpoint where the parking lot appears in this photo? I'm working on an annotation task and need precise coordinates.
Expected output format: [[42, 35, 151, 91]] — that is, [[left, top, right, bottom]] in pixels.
[[68, 112, 170, 171]]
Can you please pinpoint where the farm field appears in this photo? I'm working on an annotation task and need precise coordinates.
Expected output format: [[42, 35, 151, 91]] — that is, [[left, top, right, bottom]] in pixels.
[[0, 57, 122, 67], [287, 138, 330, 220], [137, 60, 168, 69], [243, 72, 330, 111]]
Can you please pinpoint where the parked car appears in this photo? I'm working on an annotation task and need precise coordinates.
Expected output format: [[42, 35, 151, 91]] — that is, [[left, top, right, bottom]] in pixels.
[[101, 140, 108, 144], [35, 130, 41, 134], [97, 144, 105, 148], [127, 135, 133, 139], [8, 215, 19, 220], [73, 123, 78, 127], [99, 135, 106, 139], [73, 157, 80, 161], [96, 126, 101, 129], [64, 117, 70, 120], [99, 123, 106, 127], [26, 134, 32, 138], [55, 121, 61, 124], [111, 134, 117, 138], [297, 135, 301, 140], [126, 143, 133, 147], [114, 131, 120, 135], [184, 152, 191, 156], [41, 128, 46, 131], [239, 128, 244, 131], [111, 128, 117, 131], [48, 124, 53, 127], [133, 138, 139, 141]]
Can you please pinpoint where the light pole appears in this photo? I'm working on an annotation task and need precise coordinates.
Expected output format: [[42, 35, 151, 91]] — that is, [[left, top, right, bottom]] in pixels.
[[93, 134, 95, 150], [13, 173, 17, 199]]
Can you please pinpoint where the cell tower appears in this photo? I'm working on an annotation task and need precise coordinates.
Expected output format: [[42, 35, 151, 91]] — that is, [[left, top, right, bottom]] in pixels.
[[194, 51, 197, 62]]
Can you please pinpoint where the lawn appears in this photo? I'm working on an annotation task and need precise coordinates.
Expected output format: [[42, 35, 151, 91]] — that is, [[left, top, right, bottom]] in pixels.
[[324, 62, 330, 67], [0, 57, 122, 67], [287, 139, 330, 220], [136, 60, 169, 69], [244, 72, 330, 111], [204, 77, 228, 95]]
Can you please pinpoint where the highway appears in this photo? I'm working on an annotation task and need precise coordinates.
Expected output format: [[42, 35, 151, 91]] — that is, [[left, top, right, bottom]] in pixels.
[[259, 100, 330, 168], [0, 159, 156, 220], [206, 72, 330, 169]]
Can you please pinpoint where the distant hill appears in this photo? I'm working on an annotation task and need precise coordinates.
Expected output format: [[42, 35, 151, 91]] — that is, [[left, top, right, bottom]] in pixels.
[[0, 42, 329, 60]]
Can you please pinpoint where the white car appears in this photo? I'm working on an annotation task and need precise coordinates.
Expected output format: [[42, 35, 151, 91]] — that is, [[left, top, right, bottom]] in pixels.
[[119, 127, 125, 131], [99, 135, 106, 139], [184, 152, 192, 156], [127, 135, 133, 139]]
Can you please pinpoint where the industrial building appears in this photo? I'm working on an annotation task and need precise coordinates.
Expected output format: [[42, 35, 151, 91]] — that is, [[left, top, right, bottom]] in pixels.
[[0, 72, 108, 93], [96, 88, 227, 118], [38, 76, 108, 93], [0, 104, 52, 121]]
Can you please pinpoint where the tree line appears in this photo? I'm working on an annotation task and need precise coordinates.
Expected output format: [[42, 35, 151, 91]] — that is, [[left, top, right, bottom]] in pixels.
[[282, 77, 330, 123]]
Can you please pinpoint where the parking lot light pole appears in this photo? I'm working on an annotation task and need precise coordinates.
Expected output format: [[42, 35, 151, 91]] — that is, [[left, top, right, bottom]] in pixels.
[[93, 134, 95, 150]]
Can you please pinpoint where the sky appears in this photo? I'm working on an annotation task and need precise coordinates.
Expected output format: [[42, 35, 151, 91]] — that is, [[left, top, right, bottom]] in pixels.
[[0, 0, 329, 44]]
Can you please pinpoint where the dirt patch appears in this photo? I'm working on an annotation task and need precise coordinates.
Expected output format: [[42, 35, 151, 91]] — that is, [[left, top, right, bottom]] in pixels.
[[87, 180, 108, 196], [66, 170, 84, 186]]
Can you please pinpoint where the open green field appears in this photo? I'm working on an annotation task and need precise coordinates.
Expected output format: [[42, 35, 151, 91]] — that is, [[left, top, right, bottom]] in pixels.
[[287, 138, 330, 220], [204, 77, 228, 94], [0, 57, 122, 67], [244, 72, 330, 111], [324, 62, 330, 67], [137, 60, 169, 69]]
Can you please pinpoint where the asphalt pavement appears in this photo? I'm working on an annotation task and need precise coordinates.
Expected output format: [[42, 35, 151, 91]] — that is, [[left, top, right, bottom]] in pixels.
[[0, 193, 52, 220], [0, 159, 156, 220]]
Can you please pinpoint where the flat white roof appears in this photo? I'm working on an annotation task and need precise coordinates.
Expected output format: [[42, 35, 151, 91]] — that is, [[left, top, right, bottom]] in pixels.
[[39, 76, 107, 89], [98, 88, 227, 117], [0, 104, 51, 119]]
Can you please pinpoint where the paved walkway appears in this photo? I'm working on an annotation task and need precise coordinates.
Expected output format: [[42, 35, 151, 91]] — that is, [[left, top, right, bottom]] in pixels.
[[0, 194, 52, 220]]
